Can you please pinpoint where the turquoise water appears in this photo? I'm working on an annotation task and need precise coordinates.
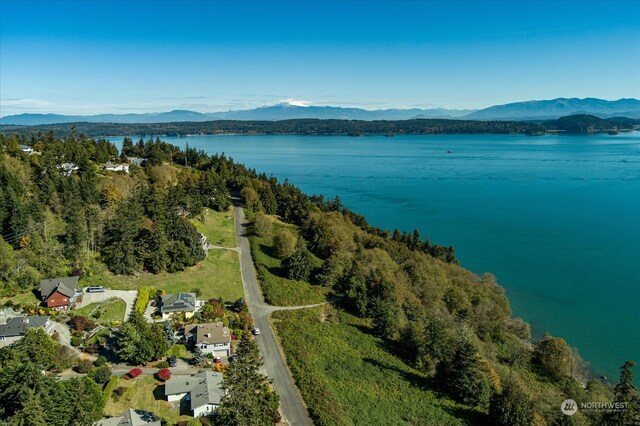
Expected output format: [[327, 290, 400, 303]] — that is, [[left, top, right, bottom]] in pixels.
[[111, 133, 640, 381]]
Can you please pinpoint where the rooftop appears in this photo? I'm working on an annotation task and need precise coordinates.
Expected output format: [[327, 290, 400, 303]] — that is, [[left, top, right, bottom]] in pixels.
[[161, 292, 196, 313], [94, 408, 160, 426], [40, 276, 79, 297], [0, 316, 50, 338], [185, 322, 231, 345], [164, 371, 224, 410]]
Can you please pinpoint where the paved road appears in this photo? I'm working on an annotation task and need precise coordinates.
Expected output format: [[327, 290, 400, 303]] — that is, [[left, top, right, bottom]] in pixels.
[[233, 202, 313, 426], [77, 289, 138, 321]]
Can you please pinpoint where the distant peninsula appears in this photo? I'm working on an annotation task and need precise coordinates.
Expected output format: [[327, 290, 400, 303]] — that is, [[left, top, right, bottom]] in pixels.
[[1, 114, 638, 138]]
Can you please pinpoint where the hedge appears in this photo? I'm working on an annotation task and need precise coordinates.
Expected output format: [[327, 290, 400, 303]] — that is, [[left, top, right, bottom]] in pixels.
[[103, 376, 118, 399], [134, 287, 156, 313]]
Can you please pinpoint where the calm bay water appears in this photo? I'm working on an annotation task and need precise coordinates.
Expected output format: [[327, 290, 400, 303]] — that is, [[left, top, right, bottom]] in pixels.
[[111, 133, 640, 380]]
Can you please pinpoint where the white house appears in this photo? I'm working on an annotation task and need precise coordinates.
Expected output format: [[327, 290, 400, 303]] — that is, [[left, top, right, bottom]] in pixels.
[[0, 316, 55, 347], [58, 163, 79, 176], [184, 321, 231, 357], [19, 144, 33, 154], [164, 371, 224, 417], [104, 162, 129, 173]]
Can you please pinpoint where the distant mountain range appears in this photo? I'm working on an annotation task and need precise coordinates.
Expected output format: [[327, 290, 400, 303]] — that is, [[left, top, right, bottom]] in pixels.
[[1, 98, 639, 125]]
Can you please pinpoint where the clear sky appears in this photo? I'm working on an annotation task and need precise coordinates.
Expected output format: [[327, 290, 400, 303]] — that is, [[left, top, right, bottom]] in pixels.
[[1, 0, 639, 116]]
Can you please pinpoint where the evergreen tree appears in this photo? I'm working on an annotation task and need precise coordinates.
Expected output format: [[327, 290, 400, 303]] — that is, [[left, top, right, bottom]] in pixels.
[[605, 361, 640, 425], [102, 195, 143, 274], [214, 337, 280, 425], [489, 379, 534, 426], [12, 388, 47, 426], [438, 336, 490, 408], [163, 320, 176, 347]]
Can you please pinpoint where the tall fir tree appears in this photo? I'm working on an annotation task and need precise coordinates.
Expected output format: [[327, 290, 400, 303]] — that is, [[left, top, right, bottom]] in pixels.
[[214, 337, 280, 425]]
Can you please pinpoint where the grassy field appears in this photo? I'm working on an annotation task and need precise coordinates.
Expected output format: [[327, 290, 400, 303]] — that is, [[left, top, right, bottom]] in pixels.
[[84, 250, 244, 302], [74, 298, 126, 325], [104, 375, 191, 424], [272, 306, 481, 426], [249, 230, 329, 306], [191, 206, 237, 248]]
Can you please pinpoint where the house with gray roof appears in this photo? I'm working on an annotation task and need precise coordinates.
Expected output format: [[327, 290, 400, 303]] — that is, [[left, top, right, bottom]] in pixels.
[[94, 408, 160, 426], [184, 322, 231, 356], [164, 371, 224, 417], [0, 316, 54, 347], [160, 292, 197, 319], [39, 276, 80, 310]]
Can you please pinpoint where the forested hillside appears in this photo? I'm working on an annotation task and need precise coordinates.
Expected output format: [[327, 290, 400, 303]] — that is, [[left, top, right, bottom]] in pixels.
[[1, 132, 638, 425]]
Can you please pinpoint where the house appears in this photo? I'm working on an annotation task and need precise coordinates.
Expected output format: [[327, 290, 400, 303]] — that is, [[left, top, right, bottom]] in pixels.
[[104, 162, 129, 173], [59, 162, 79, 176], [19, 144, 33, 154], [0, 316, 55, 347], [94, 408, 160, 426], [185, 321, 231, 357], [127, 157, 145, 166], [160, 292, 197, 319], [164, 371, 224, 418], [39, 276, 80, 310]]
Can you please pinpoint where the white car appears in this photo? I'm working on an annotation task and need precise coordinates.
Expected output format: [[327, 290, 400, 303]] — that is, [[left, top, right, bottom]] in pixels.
[[85, 286, 107, 293], [252, 328, 260, 335]]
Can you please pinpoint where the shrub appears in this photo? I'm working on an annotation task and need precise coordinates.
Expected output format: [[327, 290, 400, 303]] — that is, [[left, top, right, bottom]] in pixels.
[[75, 359, 94, 374], [157, 368, 172, 381], [71, 315, 96, 332], [70, 336, 83, 347], [114, 386, 128, 397], [272, 228, 296, 259], [129, 368, 142, 378], [89, 365, 112, 385], [94, 355, 108, 367], [534, 334, 573, 379], [157, 361, 169, 369]]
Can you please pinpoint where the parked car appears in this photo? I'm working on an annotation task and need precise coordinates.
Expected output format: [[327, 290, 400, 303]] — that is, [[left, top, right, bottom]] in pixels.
[[86, 286, 106, 293], [252, 328, 260, 335], [168, 356, 177, 367], [214, 357, 222, 364]]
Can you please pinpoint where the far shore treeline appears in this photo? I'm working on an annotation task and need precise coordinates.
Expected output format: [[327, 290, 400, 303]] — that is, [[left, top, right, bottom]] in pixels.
[[1, 114, 638, 138]]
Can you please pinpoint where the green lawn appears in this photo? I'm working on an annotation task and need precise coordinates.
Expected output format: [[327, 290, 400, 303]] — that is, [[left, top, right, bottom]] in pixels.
[[74, 298, 126, 325], [166, 344, 191, 361], [272, 306, 481, 426], [104, 375, 191, 424], [84, 250, 244, 303], [249, 234, 329, 306], [191, 206, 237, 248]]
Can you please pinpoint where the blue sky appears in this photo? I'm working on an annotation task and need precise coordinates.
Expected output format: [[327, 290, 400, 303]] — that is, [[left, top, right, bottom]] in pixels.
[[1, 0, 639, 115]]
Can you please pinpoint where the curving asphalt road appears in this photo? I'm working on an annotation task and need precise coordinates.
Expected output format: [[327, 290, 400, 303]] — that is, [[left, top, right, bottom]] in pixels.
[[233, 202, 313, 426]]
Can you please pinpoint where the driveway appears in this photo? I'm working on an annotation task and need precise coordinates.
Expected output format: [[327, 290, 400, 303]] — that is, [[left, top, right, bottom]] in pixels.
[[53, 322, 96, 361], [233, 201, 313, 426], [77, 289, 138, 321]]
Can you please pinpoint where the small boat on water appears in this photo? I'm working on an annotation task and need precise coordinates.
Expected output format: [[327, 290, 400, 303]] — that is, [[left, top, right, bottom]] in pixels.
[[447, 150, 453, 154], [608, 130, 619, 135]]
